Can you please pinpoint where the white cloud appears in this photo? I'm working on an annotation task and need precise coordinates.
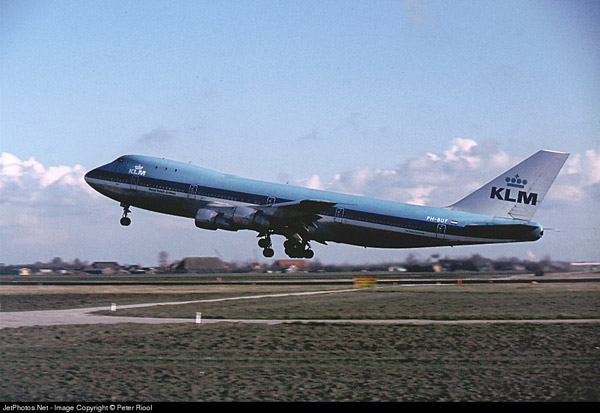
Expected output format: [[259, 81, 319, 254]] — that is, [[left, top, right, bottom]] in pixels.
[[296, 139, 599, 209], [0, 152, 92, 193], [0, 153, 107, 261], [443, 138, 480, 166], [547, 144, 600, 203], [0, 153, 44, 184], [405, 185, 437, 206], [301, 174, 324, 190], [296, 138, 514, 206], [561, 145, 600, 184], [583, 146, 600, 184]]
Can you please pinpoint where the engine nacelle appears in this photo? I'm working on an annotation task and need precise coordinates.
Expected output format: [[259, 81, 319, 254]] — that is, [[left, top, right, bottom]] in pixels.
[[195, 206, 271, 233], [194, 207, 220, 230]]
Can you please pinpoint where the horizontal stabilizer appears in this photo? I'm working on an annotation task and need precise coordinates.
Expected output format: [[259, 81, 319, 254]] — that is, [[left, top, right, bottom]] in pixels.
[[449, 150, 569, 221]]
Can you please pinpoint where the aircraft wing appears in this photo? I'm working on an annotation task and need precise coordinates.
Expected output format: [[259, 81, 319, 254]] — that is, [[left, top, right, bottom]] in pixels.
[[257, 199, 336, 220]]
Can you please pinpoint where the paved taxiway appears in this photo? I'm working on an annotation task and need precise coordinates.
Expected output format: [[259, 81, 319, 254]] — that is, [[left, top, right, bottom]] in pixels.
[[2, 287, 599, 329]]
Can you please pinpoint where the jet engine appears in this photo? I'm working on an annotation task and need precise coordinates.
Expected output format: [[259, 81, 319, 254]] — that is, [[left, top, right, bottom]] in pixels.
[[194, 205, 271, 233]]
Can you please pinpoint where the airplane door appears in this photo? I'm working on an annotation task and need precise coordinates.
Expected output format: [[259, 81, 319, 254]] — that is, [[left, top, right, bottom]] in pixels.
[[334, 208, 345, 223], [436, 223, 446, 239], [130, 175, 139, 191], [189, 185, 198, 199]]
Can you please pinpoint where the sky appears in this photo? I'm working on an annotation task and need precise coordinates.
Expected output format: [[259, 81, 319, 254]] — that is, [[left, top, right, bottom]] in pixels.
[[1, 0, 599, 266]]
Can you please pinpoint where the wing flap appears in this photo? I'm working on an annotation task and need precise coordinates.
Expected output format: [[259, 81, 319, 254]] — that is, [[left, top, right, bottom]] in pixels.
[[257, 199, 336, 220]]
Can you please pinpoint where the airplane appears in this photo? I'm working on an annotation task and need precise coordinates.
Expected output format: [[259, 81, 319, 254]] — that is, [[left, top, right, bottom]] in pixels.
[[84, 149, 569, 259]]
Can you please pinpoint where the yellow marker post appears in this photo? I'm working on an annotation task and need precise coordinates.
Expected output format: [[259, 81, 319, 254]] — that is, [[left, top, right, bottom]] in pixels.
[[353, 275, 377, 288]]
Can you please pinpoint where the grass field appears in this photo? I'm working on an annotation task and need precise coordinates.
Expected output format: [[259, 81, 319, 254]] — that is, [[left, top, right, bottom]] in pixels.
[[1, 274, 599, 401]]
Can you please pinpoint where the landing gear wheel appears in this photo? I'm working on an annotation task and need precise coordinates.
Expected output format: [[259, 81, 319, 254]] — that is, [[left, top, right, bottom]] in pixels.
[[259, 234, 274, 257], [120, 203, 131, 226], [284, 239, 314, 259]]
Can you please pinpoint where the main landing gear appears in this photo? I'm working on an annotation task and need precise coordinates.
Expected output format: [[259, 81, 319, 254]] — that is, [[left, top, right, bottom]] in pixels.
[[120, 203, 131, 226], [284, 239, 314, 259], [258, 234, 274, 258], [257, 235, 314, 258]]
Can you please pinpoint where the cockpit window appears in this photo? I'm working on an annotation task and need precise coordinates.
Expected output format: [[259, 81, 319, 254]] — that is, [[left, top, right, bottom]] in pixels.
[[115, 157, 124, 163]]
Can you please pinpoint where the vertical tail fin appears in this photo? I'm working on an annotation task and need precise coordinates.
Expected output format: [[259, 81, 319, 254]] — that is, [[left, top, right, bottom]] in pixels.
[[448, 150, 569, 221]]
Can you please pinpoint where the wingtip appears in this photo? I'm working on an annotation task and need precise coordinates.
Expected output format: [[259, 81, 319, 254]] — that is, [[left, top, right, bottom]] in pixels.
[[540, 149, 570, 156]]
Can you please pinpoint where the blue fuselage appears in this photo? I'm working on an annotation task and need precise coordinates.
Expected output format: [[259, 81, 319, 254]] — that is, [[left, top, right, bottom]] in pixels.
[[85, 155, 543, 250]]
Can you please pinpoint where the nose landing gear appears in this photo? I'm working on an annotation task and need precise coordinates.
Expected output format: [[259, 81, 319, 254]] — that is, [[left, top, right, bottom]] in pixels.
[[120, 203, 131, 226]]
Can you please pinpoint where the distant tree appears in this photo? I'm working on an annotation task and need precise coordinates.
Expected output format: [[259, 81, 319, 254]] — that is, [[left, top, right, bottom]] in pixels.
[[469, 254, 489, 268], [404, 253, 419, 266], [71, 258, 87, 269], [159, 251, 169, 267], [51, 257, 64, 266]]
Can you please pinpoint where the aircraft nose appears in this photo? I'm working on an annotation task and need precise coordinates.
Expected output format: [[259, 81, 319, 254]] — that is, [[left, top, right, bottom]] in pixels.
[[84, 169, 93, 185], [84, 167, 101, 189]]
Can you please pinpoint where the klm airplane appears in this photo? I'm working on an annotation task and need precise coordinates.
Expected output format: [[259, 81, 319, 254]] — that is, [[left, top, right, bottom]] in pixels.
[[85, 150, 568, 259]]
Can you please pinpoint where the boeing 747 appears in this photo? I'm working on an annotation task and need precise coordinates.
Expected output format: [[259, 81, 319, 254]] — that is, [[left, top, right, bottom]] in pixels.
[[85, 150, 568, 259]]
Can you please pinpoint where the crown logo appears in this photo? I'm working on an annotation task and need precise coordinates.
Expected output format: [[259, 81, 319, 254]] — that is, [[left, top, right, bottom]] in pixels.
[[505, 174, 527, 189], [129, 164, 147, 176]]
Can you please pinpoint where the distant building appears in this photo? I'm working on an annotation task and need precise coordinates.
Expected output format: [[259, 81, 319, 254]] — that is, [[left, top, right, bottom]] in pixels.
[[248, 262, 264, 272], [84, 261, 122, 275], [174, 257, 228, 273], [127, 265, 154, 274], [274, 260, 310, 273], [570, 262, 600, 272]]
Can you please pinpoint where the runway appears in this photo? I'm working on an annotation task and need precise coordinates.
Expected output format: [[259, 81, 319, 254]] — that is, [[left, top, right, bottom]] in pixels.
[[2, 287, 599, 329]]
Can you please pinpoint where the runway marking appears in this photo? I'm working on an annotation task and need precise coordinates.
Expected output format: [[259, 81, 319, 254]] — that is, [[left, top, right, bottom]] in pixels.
[[0, 288, 358, 329], [2, 286, 599, 329]]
